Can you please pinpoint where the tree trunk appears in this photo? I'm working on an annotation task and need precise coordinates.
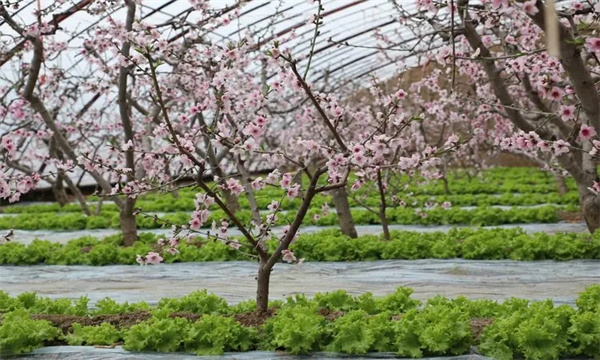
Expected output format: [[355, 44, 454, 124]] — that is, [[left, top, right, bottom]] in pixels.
[[553, 173, 568, 196], [331, 187, 358, 238], [442, 177, 451, 195], [237, 159, 261, 226], [377, 169, 391, 240], [256, 260, 271, 313], [117, 0, 137, 248], [62, 174, 92, 216], [254, 168, 325, 314], [95, 197, 104, 216], [579, 187, 600, 233], [120, 197, 138, 246], [223, 189, 240, 214], [52, 178, 69, 206], [379, 207, 390, 241]]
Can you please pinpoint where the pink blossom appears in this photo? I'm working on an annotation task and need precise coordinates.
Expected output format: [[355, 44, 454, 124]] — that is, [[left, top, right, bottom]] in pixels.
[[189, 105, 200, 115], [481, 35, 493, 47], [251, 177, 265, 190], [16, 178, 36, 194], [445, 134, 459, 147], [396, 89, 407, 100], [136, 255, 147, 265], [436, 46, 452, 65], [560, 105, 576, 121], [580, 125, 597, 141], [442, 201, 452, 209], [398, 154, 421, 170], [189, 217, 202, 230], [136, 252, 163, 265], [280, 225, 291, 237], [226, 178, 244, 196], [280, 173, 293, 189], [328, 172, 342, 184], [282, 249, 297, 263], [522, 0, 538, 15], [330, 105, 344, 117], [266, 213, 277, 224], [352, 144, 365, 153], [547, 87, 564, 101], [287, 184, 300, 199], [590, 140, 600, 156], [122, 140, 134, 151], [588, 181, 600, 195], [255, 115, 268, 126], [585, 37, 600, 52], [266, 170, 280, 185], [571, 2, 584, 11], [169, 237, 179, 247], [242, 138, 258, 151], [537, 141, 552, 152], [553, 140, 570, 156], [490, 0, 508, 8], [271, 81, 283, 92], [178, 114, 190, 124], [195, 193, 214, 209], [351, 179, 363, 191], [146, 252, 163, 265], [189, 209, 209, 230], [243, 123, 262, 140], [0, 180, 9, 199], [268, 200, 280, 211], [219, 220, 229, 237], [228, 241, 241, 250], [1, 137, 15, 157], [352, 151, 367, 166]]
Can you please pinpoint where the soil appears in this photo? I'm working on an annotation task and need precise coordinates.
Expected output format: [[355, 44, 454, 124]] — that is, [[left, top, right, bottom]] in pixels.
[[42, 337, 68, 347], [234, 307, 277, 327], [30, 311, 211, 334], [318, 308, 345, 321], [31, 311, 152, 333], [168, 312, 203, 322], [470, 317, 494, 341], [26, 308, 279, 335], [558, 210, 584, 223]]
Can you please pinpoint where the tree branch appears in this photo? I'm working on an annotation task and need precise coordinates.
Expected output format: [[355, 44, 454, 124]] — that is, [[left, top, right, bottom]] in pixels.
[[457, 0, 538, 135], [525, 0, 600, 131]]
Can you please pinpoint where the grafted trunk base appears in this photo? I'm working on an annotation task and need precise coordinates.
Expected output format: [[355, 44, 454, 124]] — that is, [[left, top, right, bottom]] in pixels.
[[256, 262, 271, 313], [331, 187, 358, 238], [120, 199, 138, 247], [580, 192, 600, 234]]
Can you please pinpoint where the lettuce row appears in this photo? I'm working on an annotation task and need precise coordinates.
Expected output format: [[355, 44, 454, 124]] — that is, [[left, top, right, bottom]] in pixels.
[[2, 227, 599, 266], [1, 286, 599, 358]]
